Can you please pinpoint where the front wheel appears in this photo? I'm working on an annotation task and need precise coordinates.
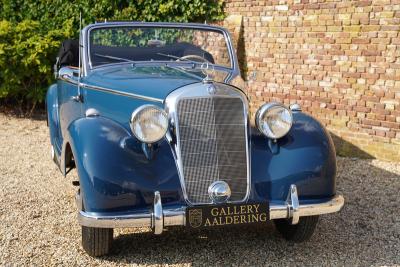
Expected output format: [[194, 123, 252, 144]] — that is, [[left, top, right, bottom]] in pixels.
[[274, 216, 319, 242], [82, 226, 113, 257]]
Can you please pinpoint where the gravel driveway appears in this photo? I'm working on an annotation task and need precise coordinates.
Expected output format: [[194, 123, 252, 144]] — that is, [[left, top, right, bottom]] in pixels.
[[0, 113, 399, 266]]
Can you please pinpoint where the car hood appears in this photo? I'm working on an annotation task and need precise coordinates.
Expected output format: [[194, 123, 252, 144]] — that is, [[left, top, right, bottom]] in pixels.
[[83, 65, 208, 101]]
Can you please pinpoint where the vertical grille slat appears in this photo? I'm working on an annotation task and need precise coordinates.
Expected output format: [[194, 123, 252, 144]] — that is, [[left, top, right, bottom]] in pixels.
[[176, 96, 248, 203]]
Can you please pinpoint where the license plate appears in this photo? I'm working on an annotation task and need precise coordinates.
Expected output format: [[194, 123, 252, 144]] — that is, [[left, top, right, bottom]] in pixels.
[[186, 202, 269, 229]]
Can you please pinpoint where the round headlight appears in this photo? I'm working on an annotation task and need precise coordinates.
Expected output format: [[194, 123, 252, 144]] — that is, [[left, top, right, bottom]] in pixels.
[[256, 103, 293, 139], [130, 105, 168, 143]]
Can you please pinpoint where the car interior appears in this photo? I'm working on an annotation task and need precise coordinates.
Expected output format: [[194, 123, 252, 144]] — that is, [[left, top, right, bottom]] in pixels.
[[90, 42, 215, 66]]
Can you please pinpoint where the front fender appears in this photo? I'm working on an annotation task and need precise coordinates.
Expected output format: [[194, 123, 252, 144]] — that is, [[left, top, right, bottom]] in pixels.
[[251, 112, 337, 203], [65, 116, 183, 213], [65, 112, 336, 213]]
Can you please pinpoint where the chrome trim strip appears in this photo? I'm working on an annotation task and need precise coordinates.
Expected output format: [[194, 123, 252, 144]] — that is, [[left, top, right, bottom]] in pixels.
[[164, 82, 251, 205], [269, 195, 345, 220], [163, 209, 186, 226], [80, 83, 164, 103], [75, 190, 82, 211], [58, 76, 79, 86], [287, 185, 300, 224], [86, 24, 234, 70], [58, 67, 79, 83], [77, 194, 344, 229], [78, 209, 186, 229], [78, 210, 153, 228], [58, 75, 164, 103], [152, 191, 163, 234]]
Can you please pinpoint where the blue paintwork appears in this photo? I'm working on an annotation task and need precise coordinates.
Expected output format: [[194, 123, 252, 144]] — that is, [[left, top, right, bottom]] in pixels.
[[86, 65, 202, 100], [47, 84, 60, 153], [249, 112, 336, 203], [66, 116, 184, 212], [47, 64, 337, 215]]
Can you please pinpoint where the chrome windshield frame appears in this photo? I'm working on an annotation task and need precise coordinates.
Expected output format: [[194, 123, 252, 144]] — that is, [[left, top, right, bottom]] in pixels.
[[81, 22, 240, 80]]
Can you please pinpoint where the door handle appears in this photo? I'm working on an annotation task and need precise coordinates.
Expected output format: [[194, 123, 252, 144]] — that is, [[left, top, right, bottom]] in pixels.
[[71, 95, 83, 102]]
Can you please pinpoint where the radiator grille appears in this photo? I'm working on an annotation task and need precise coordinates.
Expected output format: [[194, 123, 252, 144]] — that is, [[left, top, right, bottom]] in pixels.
[[176, 96, 248, 203]]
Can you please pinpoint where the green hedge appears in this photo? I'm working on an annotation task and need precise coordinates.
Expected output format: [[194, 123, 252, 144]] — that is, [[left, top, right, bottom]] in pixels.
[[0, 0, 224, 113], [0, 20, 74, 112]]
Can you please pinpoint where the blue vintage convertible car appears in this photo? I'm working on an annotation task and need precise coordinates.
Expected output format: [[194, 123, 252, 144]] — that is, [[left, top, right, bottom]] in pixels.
[[47, 21, 344, 256]]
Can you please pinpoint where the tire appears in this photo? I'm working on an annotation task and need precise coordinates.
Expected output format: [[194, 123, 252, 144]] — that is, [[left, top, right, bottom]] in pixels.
[[82, 226, 113, 257], [274, 215, 319, 242]]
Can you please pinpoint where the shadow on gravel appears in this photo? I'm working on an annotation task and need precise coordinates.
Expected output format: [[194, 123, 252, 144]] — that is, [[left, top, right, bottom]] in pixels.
[[97, 158, 400, 266], [108, 224, 279, 265], [330, 132, 375, 159]]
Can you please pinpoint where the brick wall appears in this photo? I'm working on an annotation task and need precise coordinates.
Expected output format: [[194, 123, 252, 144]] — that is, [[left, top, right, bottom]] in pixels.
[[192, 30, 231, 67], [222, 0, 400, 161]]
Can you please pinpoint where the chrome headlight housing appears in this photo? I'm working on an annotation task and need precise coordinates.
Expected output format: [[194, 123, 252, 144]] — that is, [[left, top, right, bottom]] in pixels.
[[130, 105, 168, 143], [256, 103, 293, 139]]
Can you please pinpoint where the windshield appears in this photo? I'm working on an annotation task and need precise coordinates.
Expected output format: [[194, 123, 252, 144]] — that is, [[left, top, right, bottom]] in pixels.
[[88, 26, 232, 69]]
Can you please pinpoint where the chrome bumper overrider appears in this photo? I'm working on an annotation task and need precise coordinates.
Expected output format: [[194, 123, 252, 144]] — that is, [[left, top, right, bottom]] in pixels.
[[77, 185, 344, 233]]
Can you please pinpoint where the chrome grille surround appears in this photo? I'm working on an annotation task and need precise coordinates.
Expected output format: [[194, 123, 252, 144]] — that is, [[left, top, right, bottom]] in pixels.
[[165, 82, 250, 205]]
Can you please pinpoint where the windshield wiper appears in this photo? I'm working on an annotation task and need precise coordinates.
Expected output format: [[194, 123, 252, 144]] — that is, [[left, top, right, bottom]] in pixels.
[[156, 53, 209, 65], [157, 53, 188, 61], [94, 53, 135, 63], [94, 52, 220, 74]]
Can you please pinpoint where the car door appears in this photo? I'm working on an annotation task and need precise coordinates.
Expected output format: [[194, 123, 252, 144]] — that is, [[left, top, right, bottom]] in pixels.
[[57, 67, 83, 145]]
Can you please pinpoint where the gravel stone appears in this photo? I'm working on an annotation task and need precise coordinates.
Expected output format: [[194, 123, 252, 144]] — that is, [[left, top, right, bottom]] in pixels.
[[0, 114, 399, 266]]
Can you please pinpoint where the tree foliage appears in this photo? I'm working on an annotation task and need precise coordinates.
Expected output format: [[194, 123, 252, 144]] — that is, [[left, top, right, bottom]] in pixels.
[[0, 0, 224, 112]]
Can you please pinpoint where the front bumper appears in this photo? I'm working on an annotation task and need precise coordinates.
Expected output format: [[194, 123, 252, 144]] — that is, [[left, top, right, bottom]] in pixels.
[[77, 185, 344, 233]]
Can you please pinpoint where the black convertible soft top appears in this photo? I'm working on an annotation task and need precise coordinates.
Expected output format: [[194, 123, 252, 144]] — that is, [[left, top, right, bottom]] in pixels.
[[57, 39, 79, 68], [56, 39, 215, 68]]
